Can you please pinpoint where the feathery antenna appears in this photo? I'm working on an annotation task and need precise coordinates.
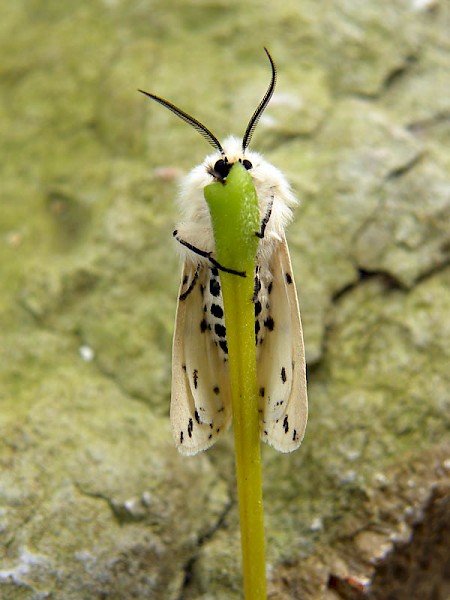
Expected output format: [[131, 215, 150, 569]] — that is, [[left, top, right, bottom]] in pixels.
[[138, 89, 225, 156]]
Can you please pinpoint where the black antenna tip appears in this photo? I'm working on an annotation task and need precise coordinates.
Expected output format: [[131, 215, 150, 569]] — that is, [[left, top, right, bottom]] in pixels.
[[241, 48, 277, 152]]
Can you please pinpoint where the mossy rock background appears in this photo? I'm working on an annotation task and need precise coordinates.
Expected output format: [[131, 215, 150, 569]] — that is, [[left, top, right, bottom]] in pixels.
[[1, 1, 449, 598]]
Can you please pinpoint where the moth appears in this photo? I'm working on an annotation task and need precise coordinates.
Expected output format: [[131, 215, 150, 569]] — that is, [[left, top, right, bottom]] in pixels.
[[139, 49, 307, 455]]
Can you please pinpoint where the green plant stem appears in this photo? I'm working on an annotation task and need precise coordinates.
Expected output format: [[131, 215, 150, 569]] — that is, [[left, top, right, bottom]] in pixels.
[[221, 269, 266, 599], [204, 164, 266, 600]]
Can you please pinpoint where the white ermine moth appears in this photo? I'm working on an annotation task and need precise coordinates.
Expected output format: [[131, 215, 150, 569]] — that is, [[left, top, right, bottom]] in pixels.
[[139, 48, 307, 455]]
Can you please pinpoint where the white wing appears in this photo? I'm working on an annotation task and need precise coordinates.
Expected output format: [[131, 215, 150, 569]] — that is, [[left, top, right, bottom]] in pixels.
[[170, 263, 232, 455], [257, 236, 308, 452]]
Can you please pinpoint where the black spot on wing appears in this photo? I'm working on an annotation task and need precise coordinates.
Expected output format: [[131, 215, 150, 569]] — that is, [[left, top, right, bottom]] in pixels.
[[219, 340, 228, 355], [285, 273, 292, 284], [188, 418, 193, 438], [254, 301, 262, 316], [264, 316, 275, 331], [200, 319, 208, 332], [180, 431, 184, 444], [210, 278, 221, 297], [214, 323, 226, 338], [194, 410, 200, 424], [213, 385, 220, 395], [281, 367, 286, 383], [268, 281, 273, 294], [259, 387, 265, 397], [253, 273, 261, 302], [193, 369, 198, 389], [283, 415, 289, 434], [211, 303, 223, 318]]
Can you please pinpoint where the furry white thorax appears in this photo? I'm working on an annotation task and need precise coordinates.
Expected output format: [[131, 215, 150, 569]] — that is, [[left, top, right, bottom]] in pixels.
[[175, 136, 298, 268]]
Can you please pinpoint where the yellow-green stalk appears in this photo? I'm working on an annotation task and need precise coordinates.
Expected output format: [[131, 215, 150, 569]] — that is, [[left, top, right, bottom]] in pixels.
[[204, 162, 266, 600]]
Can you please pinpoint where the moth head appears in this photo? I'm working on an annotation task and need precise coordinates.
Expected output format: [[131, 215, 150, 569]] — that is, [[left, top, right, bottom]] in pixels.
[[208, 156, 254, 182], [138, 48, 277, 183]]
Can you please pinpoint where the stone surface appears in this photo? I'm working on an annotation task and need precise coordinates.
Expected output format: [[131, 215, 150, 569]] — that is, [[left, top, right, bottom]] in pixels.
[[0, 1, 449, 598]]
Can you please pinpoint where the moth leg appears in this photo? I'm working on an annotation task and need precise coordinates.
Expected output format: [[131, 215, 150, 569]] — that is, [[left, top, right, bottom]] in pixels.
[[255, 195, 274, 239], [179, 264, 200, 301], [173, 230, 246, 277]]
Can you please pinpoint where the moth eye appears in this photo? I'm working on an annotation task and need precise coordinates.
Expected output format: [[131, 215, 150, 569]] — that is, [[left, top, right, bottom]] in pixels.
[[213, 158, 231, 179], [242, 159, 253, 170]]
